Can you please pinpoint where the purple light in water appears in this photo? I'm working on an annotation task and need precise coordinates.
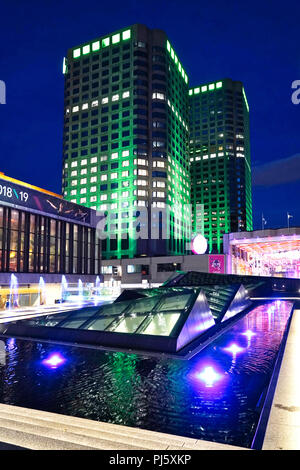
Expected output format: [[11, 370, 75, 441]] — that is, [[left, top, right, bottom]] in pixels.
[[242, 330, 255, 339], [196, 366, 222, 387], [42, 353, 66, 369], [7, 338, 16, 349], [224, 343, 244, 355]]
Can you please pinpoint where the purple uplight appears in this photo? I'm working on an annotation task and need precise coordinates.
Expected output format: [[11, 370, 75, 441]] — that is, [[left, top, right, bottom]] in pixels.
[[242, 329, 255, 339], [196, 366, 222, 387], [7, 338, 16, 349], [42, 353, 66, 369], [223, 343, 244, 355]]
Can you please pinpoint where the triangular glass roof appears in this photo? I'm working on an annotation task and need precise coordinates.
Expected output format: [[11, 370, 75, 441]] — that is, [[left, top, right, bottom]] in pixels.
[[0, 282, 251, 354], [20, 288, 199, 338]]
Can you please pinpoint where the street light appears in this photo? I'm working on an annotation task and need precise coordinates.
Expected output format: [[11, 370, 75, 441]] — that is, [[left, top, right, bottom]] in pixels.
[[287, 212, 293, 231]]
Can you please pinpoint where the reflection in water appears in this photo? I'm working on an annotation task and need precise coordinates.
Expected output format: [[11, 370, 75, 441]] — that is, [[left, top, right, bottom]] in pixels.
[[0, 301, 293, 448]]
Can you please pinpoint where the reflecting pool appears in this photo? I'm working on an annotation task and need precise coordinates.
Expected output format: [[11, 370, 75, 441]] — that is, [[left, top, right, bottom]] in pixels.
[[0, 300, 293, 448]]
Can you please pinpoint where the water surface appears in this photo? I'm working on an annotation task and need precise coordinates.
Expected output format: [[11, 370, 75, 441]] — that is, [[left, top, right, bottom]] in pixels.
[[0, 300, 293, 448]]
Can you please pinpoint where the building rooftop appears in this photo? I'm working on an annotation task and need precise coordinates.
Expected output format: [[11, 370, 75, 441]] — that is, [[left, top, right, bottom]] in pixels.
[[0, 172, 62, 198]]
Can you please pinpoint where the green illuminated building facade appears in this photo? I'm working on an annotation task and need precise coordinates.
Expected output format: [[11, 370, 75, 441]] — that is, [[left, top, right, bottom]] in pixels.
[[62, 24, 191, 260], [189, 78, 253, 253]]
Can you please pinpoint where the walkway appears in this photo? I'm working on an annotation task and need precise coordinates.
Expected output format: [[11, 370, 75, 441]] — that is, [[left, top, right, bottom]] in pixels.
[[262, 309, 300, 449], [0, 403, 246, 450]]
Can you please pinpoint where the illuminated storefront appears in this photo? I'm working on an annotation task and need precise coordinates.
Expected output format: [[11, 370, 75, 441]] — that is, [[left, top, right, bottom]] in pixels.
[[0, 172, 102, 308], [0, 173, 100, 275], [224, 228, 300, 278]]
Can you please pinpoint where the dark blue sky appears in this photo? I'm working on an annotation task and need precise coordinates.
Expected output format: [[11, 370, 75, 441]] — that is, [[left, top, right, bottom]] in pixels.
[[0, 0, 299, 230]]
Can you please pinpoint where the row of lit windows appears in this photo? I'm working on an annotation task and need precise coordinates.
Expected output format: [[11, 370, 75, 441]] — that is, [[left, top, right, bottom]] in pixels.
[[66, 160, 155, 178], [67, 167, 151, 185], [65, 179, 165, 193], [65, 94, 188, 133], [93, 200, 167, 210], [65, 91, 131, 114], [190, 153, 225, 161], [72, 29, 131, 60], [189, 82, 223, 95], [72, 189, 166, 199]]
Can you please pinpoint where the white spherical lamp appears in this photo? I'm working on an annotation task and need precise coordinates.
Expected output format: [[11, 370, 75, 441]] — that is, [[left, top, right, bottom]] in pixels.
[[191, 234, 208, 254]]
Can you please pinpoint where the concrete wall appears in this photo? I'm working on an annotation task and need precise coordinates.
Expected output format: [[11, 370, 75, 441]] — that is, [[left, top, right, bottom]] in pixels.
[[101, 254, 228, 286]]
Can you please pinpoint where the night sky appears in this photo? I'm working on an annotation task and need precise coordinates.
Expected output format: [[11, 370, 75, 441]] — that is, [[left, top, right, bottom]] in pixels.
[[0, 0, 299, 230]]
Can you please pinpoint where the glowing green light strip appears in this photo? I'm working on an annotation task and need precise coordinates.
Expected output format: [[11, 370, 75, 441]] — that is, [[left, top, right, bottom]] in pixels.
[[189, 81, 222, 95], [72, 28, 131, 59], [242, 87, 249, 112], [166, 40, 188, 84]]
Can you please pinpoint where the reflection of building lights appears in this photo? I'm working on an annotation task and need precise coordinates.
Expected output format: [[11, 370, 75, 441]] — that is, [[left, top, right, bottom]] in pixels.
[[197, 366, 221, 387], [42, 353, 66, 369]]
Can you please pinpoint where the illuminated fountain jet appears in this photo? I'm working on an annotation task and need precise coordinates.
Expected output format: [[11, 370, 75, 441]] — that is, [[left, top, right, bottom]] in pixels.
[[9, 274, 19, 309]]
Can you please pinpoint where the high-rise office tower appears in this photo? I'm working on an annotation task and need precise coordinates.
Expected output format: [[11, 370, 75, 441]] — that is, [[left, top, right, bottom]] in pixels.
[[62, 24, 191, 260], [189, 78, 253, 253]]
